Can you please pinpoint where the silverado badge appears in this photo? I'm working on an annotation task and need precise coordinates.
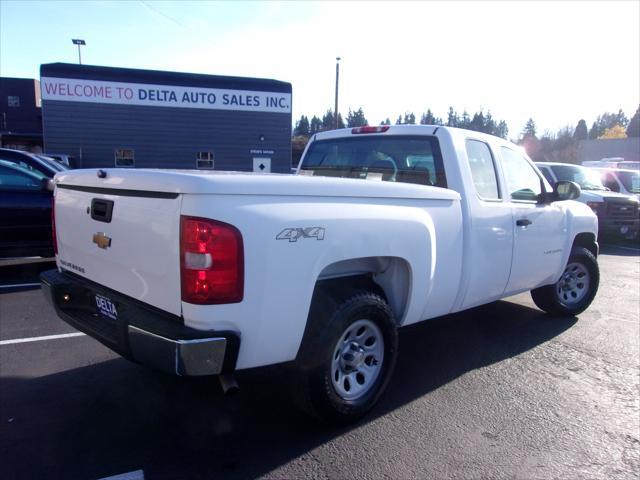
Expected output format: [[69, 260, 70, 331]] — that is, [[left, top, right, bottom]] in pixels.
[[93, 232, 112, 249]]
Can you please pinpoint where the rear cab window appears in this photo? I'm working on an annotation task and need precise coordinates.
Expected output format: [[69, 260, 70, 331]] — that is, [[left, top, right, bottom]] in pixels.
[[300, 135, 447, 188]]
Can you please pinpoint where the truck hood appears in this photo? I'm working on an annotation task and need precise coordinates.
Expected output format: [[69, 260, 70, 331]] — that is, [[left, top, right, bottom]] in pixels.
[[54, 169, 461, 201], [579, 189, 638, 202]]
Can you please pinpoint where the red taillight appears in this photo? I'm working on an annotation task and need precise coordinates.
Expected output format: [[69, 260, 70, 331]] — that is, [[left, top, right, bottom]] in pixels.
[[51, 197, 58, 255], [180, 216, 244, 304], [351, 125, 390, 134]]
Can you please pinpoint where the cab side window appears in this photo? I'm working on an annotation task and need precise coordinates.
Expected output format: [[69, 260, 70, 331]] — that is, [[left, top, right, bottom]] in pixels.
[[465, 139, 500, 200], [501, 147, 543, 202]]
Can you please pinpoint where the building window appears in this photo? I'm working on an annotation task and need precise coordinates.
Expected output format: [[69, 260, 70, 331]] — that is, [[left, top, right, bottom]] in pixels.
[[7, 96, 20, 107], [115, 149, 135, 167], [196, 151, 214, 169]]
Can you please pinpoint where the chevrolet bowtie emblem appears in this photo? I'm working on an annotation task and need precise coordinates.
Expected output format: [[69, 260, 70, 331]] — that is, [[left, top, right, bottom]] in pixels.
[[93, 232, 112, 249]]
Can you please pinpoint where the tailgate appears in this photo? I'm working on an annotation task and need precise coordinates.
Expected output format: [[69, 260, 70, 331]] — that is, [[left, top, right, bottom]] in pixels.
[[55, 185, 182, 316]]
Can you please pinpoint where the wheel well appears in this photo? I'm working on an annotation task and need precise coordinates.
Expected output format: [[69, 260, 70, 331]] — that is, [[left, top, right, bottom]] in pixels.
[[315, 257, 411, 325], [572, 232, 598, 257]]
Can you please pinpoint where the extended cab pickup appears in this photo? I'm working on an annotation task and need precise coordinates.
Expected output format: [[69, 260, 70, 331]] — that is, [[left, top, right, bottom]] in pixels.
[[42, 126, 600, 423]]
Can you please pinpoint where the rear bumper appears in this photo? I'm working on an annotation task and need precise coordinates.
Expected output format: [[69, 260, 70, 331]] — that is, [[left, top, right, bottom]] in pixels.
[[40, 269, 240, 376]]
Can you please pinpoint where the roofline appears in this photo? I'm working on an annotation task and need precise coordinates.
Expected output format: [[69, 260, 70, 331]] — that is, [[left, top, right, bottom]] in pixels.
[[311, 124, 515, 144], [39, 63, 292, 93]]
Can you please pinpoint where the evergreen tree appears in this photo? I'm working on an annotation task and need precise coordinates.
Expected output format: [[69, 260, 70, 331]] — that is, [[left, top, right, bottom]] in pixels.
[[346, 108, 368, 127], [522, 118, 537, 138], [460, 110, 471, 129], [446, 107, 458, 127], [294, 115, 310, 137], [395, 115, 403, 125], [380, 118, 391, 126], [420, 108, 436, 125], [337, 113, 345, 129], [403, 112, 416, 125], [309, 115, 322, 135], [589, 110, 630, 138], [470, 111, 486, 133], [496, 120, 508, 139], [573, 119, 588, 140], [321, 110, 335, 130], [626, 106, 640, 137]]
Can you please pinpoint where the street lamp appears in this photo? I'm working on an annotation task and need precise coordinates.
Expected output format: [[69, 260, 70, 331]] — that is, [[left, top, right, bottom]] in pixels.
[[72, 39, 86, 65], [334, 57, 341, 129]]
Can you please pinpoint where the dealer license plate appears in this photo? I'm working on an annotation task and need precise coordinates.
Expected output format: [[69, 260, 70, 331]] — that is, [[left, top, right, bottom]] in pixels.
[[95, 293, 118, 320]]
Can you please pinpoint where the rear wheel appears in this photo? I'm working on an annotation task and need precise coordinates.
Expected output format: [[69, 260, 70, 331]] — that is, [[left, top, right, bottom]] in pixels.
[[292, 290, 398, 424], [531, 247, 599, 316]]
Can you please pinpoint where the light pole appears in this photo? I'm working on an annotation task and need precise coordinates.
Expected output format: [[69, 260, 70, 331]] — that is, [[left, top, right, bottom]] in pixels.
[[72, 39, 86, 64], [334, 57, 341, 129]]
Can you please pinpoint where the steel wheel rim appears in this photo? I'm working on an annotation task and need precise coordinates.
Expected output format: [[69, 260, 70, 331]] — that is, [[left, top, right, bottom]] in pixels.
[[331, 319, 385, 401], [556, 262, 590, 305]]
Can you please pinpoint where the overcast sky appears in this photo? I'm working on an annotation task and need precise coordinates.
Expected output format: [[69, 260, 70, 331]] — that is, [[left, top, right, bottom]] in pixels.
[[1, 0, 638, 139]]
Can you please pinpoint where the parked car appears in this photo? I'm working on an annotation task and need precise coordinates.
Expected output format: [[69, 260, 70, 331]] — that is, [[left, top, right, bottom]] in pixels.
[[0, 148, 67, 258], [582, 158, 640, 170], [536, 162, 639, 240], [0, 148, 67, 177], [44, 153, 77, 168], [43, 125, 600, 423], [593, 168, 640, 200]]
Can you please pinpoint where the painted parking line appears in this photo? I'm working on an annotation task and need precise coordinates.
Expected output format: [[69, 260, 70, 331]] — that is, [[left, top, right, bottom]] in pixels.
[[0, 332, 86, 346]]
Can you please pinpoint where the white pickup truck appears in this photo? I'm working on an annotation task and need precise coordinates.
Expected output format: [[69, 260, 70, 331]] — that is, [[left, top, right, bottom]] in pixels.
[[41, 125, 600, 423]]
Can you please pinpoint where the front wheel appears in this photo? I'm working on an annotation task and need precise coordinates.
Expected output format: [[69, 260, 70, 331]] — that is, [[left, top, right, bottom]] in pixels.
[[531, 246, 599, 316], [292, 291, 398, 424]]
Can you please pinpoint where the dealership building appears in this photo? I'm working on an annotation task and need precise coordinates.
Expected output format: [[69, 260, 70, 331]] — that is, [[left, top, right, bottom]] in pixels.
[[40, 63, 292, 172]]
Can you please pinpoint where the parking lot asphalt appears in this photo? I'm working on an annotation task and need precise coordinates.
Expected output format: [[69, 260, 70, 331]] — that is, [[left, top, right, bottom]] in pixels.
[[1, 245, 639, 480]]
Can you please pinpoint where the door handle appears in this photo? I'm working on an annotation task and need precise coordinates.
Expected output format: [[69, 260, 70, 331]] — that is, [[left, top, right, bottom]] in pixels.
[[516, 218, 532, 227]]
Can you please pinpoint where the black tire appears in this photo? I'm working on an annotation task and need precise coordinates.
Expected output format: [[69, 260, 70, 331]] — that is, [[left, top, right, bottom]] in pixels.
[[292, 289, 398, 424], [531, 246, 599, 316]]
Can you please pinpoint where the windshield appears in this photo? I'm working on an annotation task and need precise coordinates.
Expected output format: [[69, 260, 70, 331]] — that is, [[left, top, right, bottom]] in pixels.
[[36, 155, 68, 172], [617, 171, 640, 193], [0, 159, 48, 181], [550, 164, 607, 191], [300, 135, 447, 188]]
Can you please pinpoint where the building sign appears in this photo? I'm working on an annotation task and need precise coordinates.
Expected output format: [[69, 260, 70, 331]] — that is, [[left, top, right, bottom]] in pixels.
[[250, 149, 275, 155], [41, 77, 291, 114]]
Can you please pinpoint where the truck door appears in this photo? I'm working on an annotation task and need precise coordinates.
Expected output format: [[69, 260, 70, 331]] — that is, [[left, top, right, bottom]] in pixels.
[[459, 139, 514, 309], [500, 147, 566, 294]]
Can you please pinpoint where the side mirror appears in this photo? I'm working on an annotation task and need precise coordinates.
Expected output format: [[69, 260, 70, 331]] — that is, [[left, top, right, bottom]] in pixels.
[[554, 180, 581, 201]]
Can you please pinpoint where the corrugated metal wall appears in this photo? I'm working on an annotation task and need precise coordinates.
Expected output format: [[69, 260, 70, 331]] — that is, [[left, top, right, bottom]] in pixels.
[[42, 101, 291, 171]]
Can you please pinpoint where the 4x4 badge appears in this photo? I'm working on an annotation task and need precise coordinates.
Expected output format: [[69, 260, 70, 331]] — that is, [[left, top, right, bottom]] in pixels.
[[93, 232, 112, 249], [276, 227, 325, 242]]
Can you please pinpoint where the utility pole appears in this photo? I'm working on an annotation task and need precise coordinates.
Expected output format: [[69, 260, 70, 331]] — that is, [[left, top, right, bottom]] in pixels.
[[334, 57, 341, 129], [72, 39, 86, 64]]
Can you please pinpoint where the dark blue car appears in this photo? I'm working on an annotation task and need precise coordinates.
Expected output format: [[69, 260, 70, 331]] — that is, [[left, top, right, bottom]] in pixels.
[[0, 148, 68, 258]]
